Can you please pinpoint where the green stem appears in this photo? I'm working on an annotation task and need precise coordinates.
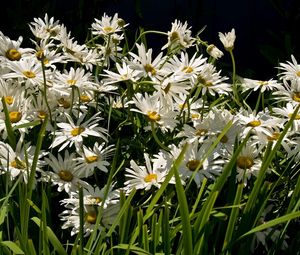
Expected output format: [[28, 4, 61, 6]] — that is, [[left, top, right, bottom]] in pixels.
[[229, 50, 241, 107], [150, 122, 170, 151]]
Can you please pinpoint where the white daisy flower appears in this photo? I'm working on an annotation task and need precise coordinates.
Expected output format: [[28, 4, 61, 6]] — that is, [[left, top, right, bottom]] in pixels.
[[277, 55, 300, 81], [50, 112, 108, 151], [206, 44, 224, 59], [218, 28, 236, 51], [91, 13, 128, 37], [74, 142, 114, 177], [272, 102, 300, 131], [124, 153, 173, 192], [161, 19, 195, 51], [242, 78, 283, 93], [43, 150, 89, 194]]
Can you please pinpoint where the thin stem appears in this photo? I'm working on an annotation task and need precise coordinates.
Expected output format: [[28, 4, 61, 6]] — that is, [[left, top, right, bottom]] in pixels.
[[229, 50, 241, 107], [150, 122, 170, 151]]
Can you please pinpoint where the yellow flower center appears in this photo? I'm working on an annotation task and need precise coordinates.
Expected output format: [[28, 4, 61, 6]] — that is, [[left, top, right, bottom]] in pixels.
[[4, 96, 14, 105], [195, 128, 208, 136], [71, 127, 85, 136], [37, 110, 47, 120], [144, 64, 156, 76], [23, 70, 36, 78], [296, 71, 300, 77], [170, 31, 179, 41], [191, 113, 200, 119], [57, 98, 71, 109], [237, 156, 254, 169], [147, 111, 161, 122], [288, 113, 300, 120], [246, 120, 261, 127], [144, 173, 158, 183], [43, 58, 49, 65], [67, 79, 77, 86], [58, 170, 73, 182], [6, 48, 21, 61], [80, 94, 91, 103], [91, 197, 102, 204], [85, 211, 97, 224], [85, 155, 98, 163], [179, 103, 188, 109], [103, 26, 114, 33], [292, 92, 300, 102], [9, 111, 22, 123], [186, 159, 201, 171], [10, 158, 27, 169], [267, 132, 280, 141], [258, 81, 268, 86], [36, 50, 45, 60], [182, 66, 194, 73]]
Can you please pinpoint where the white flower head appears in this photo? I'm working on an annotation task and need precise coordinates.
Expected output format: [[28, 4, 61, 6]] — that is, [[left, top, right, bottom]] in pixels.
[[218, 28, 236, 51]]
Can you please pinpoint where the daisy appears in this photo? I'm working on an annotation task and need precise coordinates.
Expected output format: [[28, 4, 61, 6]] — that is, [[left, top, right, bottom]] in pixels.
[[235, 143, 262, 185], [131, 92, 178, 131], [277, 55, 300, 81], [91, 13, 128, 37], [218, 28, 236, 51], [128, 43, 165, 80], [50, 112, 108, 151], [124, 153, 173, 192], [161, 19, 195, 51], [273, 78, 300, 104], [74, 142, 115, 177], [2, 58, 50, 89], [242, 78, 283, 93], [272, 102, 300, 131], [206, 44, 224, 59], [43, 150, 89, 194], [169, 141, 224, 187], [29, 13, 62, 40], [196, 63, 231, 96], [0, 31, 32, 62], [60, 200, 120, 236], [101, 61, 141, 85], [0, 141, 45, 183]]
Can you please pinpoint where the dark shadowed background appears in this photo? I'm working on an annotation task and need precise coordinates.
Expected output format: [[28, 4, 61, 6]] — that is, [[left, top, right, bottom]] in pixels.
[[1, 0, 299, 79]]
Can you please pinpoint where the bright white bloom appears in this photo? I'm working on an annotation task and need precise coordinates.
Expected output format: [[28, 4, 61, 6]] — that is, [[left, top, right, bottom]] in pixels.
[[272, 102, 300, 131], [29, 14, 62, 40], [235, 143, 262, 185], [128, 43, 165, 79], [162, 19, 194, 51], [277, 55, 300, 81], [91, 13, 128, 36], [0, 142, 45, 183], [206, 44, 224, 59], [50, 112, 108, 151], [131, 92, 178, 131], [242, 78, 283, 93], [75, 142, 114, 177], [218, 28, 236, 51], [124, 153, 174, 192], [43, 151, 89, 194]]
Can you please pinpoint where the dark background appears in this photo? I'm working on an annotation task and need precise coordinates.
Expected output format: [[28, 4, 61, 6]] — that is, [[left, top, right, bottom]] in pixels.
[[1, 0, 300, 79]]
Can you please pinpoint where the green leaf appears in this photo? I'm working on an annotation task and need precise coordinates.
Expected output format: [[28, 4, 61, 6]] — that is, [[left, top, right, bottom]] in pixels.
[[0, 241, 24, 254], [237, 211, 300, 240], [31, 217, 68, 255], [112, 244, 152, 255]]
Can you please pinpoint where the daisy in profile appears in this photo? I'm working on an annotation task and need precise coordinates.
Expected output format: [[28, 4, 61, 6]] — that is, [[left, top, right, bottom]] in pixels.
[[206, 44, 224, 59], [50, 112, 108, 151], [124, 153, 174, 192], [43, 150, 89, 194], [277, 55, 300, 81], [272, 102, 300, 131], [29, 13, 62, 40], [128, 43, 165, 80], [241, 78, 283, 93], [131, 92, 178, 131], [0, 141, 45, 183], [161, 19, 195, 51], [218, 28, 236, 51], [75, 142, 115, 177], [91, 13, 128, 37], [273, 78, 300, 104]]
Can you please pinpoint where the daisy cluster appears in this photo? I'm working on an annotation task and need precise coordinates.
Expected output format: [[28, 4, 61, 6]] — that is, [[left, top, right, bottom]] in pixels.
[[0, 13, 299, 241]]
